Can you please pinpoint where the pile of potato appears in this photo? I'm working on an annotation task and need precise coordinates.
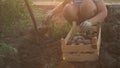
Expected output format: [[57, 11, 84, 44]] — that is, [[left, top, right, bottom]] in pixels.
[[67, 26, 98, 45]]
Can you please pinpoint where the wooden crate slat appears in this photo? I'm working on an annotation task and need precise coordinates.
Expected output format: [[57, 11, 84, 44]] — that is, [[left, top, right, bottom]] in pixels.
[[63, 53, 98, 61], [97, 27, 101, 55], [64, 22, 77, 44], [62, 45, 96, 52], [63, 51, 98, 57]]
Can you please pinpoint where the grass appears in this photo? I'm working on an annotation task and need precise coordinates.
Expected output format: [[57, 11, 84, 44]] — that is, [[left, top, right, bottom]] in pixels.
[[0, 43, 18, 56]]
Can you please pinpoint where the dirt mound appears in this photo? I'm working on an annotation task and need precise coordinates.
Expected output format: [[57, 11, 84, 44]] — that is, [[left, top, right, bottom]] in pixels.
[[18, 28, 63, 68]]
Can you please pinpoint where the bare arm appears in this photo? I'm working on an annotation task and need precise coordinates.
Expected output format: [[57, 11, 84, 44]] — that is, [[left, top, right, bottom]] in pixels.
[[89, 0, 108, 25]]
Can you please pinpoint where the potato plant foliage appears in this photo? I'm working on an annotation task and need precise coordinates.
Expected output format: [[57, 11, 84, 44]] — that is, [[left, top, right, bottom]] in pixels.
[[0, 0, 32, 38]]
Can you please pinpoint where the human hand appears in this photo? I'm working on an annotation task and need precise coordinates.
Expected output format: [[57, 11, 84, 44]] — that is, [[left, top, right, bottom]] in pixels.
[[79, 20, 93, 33]]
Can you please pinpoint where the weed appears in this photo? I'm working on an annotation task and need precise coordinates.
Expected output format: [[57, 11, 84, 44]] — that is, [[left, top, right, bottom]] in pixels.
[[0, 43, 17, 57]]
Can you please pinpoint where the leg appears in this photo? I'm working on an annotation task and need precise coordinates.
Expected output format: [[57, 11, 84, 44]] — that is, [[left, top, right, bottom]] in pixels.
[[63, 3, 79, 25], [79, 0, 97, 22]]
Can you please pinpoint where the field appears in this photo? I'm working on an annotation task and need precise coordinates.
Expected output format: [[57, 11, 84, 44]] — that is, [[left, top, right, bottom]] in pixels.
[[0, 0, 120, 68], [18, 4, 120, 68]]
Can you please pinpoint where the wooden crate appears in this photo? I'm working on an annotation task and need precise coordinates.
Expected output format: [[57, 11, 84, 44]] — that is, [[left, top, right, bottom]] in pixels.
[[61, 22, 101, 62]]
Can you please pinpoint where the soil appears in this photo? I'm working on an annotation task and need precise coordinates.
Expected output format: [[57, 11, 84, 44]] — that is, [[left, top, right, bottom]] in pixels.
[[18, 5, 120, 68], [18, 28, 63, 68]]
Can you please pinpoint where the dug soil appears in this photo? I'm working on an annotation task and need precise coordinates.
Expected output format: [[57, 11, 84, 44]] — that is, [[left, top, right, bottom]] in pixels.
[[17, 5, 120, 68]]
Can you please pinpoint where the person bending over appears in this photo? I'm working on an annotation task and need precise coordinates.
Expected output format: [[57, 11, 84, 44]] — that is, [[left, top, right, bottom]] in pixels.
[[45, 0, 107, 31]]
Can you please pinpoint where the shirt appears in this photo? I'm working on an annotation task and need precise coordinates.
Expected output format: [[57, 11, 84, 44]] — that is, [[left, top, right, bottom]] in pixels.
[[73, 0, 100, 7]]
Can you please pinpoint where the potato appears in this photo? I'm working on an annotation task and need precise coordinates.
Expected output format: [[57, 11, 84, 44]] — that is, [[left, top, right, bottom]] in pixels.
[[93, 32, 97, 36], [67, 40, 72, 45], [77, 36, 84, 40], [71, 40, 76, 43], [76, 39, 82, 45], [84, 35, 92, 39], [73, 36, 78, 41], [82, 33, 87, 37], [83, 39, 91, 44], [70, 26, 98, 46], [76, 42, 80, 45], [77, 39, 83, 43], [75, 32, 81, 36], [79, 43, 84, 45], [92, 37, 97, 45], [72, 43, 77, 45]]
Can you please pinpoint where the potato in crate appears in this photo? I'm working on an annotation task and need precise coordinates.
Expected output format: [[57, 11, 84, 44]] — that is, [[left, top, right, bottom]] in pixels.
[[61, 22, 101, 62]]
